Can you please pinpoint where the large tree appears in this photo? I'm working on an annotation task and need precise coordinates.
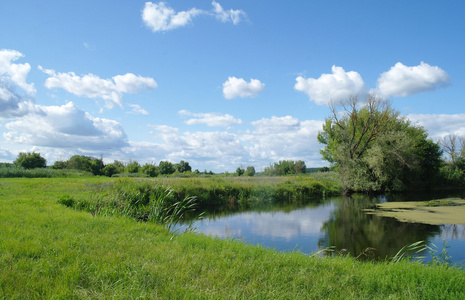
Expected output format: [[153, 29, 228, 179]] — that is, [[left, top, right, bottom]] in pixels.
[[317, 94, 442, 193], [14, 152, 47, 169]]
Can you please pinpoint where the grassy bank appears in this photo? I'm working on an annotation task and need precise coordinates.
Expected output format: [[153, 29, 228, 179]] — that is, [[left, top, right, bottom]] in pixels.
[[1, 177, 464, 299]]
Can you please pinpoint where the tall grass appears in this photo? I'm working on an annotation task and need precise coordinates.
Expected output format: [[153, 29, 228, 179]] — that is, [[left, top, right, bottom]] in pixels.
[[61, 178, 200, 231], [0, 166, 92, 178]]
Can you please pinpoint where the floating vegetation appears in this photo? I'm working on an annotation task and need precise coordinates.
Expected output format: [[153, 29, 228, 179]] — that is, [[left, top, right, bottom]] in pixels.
[[364, 198, 465, 225]]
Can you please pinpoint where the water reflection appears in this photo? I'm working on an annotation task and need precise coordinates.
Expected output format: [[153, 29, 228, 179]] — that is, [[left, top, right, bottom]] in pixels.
[[181, 192, 465, 265], [318, 195, 441, 259]]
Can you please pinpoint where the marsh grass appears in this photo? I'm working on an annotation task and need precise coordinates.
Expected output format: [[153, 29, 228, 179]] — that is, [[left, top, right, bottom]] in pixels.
[[62, 178, 201, 231], [0, 166, 92, 178], [1, 177, 464, 298]]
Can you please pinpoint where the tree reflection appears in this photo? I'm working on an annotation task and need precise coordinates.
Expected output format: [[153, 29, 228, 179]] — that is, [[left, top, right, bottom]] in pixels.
[[318, 195, 441, 260]]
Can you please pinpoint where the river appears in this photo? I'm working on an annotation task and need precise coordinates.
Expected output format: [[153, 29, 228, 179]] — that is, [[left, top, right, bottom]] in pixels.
[[178, 190, 465, 266]]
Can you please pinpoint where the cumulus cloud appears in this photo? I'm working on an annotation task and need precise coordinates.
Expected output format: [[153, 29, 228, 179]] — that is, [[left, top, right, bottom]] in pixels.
[[127, 104, 149, 115], [142, 2, 203, 32], [3, 102, 129, 150], [141, 115, 326, 172], [39, 66, 157, 109], [376, 62, 450, 98], [407, 113, 465, 140], [295, 66, 366, 105], [0, 49, 35, 95], [0, 49, 36, 118], [142, 1, 245, 32], [223, 77, 265, 99], [178, 110, 242, 127], [248, 116, 324, 162]]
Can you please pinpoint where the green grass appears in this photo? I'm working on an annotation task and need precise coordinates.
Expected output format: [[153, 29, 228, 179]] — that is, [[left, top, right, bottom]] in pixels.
[[0, 177, 464, 299]]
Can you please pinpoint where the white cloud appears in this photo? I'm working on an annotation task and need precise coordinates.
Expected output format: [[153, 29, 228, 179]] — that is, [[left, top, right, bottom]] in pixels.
[[178, 110, 242, 127], [4, 102, 129, 150], [142, 2, 203, 32], [142, 1, 245, 32], [39, 66, 157, 109], [140, 115, 326, 172], [376, 62, 450, 98], [407, 113, 465, 140], [295, 66, 366, 105], [127, 104, 149, 115], [211, 1, 246, 24], [248, 116, 324, 163], [223, 77, 265, 99], [0, 49, 35, 96], [0, 50, 36, 118]]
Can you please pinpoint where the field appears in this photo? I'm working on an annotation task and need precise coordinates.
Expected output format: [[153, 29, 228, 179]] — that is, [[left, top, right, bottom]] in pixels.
[[1, 176, 464, 299]]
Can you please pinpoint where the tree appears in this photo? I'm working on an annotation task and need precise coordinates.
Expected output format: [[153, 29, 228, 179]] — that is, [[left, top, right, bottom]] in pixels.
[[244, 166, 256, 176], [159, 161, 175, 175], [141, 163, 158, 177], [236, 167, 245, 176], [14, 152, 46, 169], [67, 155, 92, 172], [318, 94, 442, 193], [263, 160, 307, 176], [103, 164, 119, 177], [125, 160, 140, 173], [174, 160, 192, 173]]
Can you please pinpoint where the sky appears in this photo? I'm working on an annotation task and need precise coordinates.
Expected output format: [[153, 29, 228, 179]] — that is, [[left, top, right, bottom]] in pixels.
[[1, 1, 464, 172]]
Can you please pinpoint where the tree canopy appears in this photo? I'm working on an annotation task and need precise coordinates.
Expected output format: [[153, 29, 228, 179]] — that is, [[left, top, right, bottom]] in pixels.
[[14, 152, 46, 169], [317, 94, 442, 193]]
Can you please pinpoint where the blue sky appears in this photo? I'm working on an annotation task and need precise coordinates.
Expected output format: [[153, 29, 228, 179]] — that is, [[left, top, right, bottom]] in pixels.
[[1, 1, 464, 172]]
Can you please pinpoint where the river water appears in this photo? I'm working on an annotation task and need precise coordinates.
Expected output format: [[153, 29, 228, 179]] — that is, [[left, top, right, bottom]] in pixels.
[[178, 190, 465, 266]]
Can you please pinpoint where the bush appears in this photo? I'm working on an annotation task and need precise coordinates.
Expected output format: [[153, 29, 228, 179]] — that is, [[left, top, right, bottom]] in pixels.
[[57, 194, 75, 207]]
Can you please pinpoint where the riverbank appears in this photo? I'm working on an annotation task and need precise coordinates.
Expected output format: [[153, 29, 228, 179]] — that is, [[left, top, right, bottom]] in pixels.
[[1, 177, 464, 298]]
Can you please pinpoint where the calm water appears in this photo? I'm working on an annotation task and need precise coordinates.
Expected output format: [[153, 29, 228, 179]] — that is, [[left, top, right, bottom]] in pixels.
[[179, 190, 465, 266]]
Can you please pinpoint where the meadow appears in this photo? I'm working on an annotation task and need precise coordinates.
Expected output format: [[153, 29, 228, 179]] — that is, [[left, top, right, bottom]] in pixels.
[[1, 176, 464, 299]]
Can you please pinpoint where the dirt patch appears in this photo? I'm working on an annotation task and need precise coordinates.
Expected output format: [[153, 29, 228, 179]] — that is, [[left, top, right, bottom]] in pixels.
[[363, 198, 465, 225]]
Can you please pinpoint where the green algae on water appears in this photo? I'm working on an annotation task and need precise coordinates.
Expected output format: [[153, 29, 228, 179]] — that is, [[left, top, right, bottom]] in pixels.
[[364, 198, 465, 225]]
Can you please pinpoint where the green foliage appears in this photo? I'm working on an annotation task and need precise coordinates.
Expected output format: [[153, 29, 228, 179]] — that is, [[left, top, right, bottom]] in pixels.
[[140, 163, 158, 177], [318, 95, 443, 193], [71, 179, 200, 230], [159, 161, 175, 175], [0, 165, 92, 178], [244, 166, 256, 176], [125, 160, 140, 173], [174, 160, 192, 173], [264, 160, 307, 176], [57, 194, 75, 207], [236, 167, 245, 176], [102, 163, 120, 177], [14, 152, 46, 169]]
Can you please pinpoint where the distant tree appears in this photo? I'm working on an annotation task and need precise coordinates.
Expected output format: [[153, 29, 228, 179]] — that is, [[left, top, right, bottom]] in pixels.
[[103, 163, 119, 177], [236, 167, 245, 176], [14, 152, 46, 169], [141, 163, 158, 177], [90, 157, 104, 175], [293, 160, 306, 174], [174, 160, 192, 173], [263, 160, 307, 176], [67, 155, 92, 172], [125, 160, 140, 173], [51, 160, 67, 169], [244, 166, 256, 176], [159, 161, 175, 175], [66, 155, 104, 175]]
